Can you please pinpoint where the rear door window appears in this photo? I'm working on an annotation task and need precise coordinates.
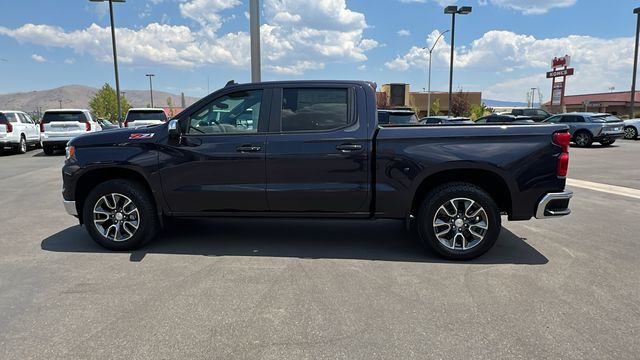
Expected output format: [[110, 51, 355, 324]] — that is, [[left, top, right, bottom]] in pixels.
[[281, 88, 350, 132], [561, 115, 584, 123], [42, 112, 87, 124]]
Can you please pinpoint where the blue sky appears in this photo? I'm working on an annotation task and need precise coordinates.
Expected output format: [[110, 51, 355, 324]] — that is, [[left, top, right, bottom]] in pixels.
[[0, 0, 638, 101]]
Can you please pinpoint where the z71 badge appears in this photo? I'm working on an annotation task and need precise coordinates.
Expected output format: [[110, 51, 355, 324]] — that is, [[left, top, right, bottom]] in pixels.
[[129, 133, 155, 140]]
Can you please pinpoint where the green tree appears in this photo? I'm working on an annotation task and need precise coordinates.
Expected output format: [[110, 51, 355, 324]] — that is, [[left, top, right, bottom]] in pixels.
[[89, 83, 131, 123], [450, 90, 471, 117], [470, 103, 488, 120], [166, 96, 175, 117], [431, 98, 440, 115]]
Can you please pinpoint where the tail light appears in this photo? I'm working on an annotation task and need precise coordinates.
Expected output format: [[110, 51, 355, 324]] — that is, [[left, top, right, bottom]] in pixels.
[[40, 122, 45, 132], [85, 121, 91, 131], [5, 122, 13, 133], [124, 120, 128, 128], [553, 132, 570, 178]]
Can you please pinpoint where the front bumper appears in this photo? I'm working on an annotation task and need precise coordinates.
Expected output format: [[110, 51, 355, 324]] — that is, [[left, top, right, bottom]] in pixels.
[[535, 190, 573, 219], [63, 200, 78, 216]]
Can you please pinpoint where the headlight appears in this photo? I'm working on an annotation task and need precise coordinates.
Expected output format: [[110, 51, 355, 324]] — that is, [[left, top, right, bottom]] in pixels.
[[65, 145, 76, 160]]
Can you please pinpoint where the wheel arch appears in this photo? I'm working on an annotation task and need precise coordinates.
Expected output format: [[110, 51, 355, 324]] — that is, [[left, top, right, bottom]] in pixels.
[[409, 168, 513, 220], [74, 167, 159, 225]]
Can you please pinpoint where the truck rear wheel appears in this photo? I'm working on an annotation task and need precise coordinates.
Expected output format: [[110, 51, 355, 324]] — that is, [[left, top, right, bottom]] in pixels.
[[417, 182, 501, 260], [82, 179, 159, 251]]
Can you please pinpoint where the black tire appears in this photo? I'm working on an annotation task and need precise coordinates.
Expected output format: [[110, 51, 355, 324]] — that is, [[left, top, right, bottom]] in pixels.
[[572, 131, 592, 147], [42, 146, 54, 155], [625, 126, 638, 140], [599, 139, 615, 146], [82, 179, 159, 251], [17, 135, 27, 154], [417, 182, 501, 261]]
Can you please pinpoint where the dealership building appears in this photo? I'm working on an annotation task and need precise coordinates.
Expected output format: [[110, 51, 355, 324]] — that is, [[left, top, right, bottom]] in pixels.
[[378, 83, 482, 117], [545, 91, 640, 117]]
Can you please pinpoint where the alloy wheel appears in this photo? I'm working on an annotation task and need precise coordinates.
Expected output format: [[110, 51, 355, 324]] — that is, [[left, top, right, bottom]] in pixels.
[[432, 197, 489, 250], [93, 193, 140, 242], [574, 133, 589, 146], [625, 127, 637, 139]]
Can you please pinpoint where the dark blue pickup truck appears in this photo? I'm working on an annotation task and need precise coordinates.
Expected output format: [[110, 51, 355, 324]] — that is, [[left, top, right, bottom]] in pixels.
[[62, 80, 572, 260]]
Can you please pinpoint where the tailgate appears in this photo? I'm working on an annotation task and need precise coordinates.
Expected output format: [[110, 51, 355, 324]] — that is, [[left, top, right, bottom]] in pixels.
[[0, 124, 6, 138], [45, 121, 86, 135]]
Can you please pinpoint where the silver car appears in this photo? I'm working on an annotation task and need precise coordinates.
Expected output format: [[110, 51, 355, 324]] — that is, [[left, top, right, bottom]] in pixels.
[[543, 112, 625, 147], [0, 110, 40, 153], [623, 118, 640, 139]]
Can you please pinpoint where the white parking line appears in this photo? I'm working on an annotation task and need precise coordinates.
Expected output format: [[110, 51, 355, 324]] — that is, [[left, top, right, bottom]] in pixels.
[[567, 178, 640, 200]]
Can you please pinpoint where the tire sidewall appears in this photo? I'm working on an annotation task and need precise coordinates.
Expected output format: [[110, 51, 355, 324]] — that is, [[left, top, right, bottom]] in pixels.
[[18, 136, 27, 154], [417, 183, 501, 260], [82, 180, 157, 251]]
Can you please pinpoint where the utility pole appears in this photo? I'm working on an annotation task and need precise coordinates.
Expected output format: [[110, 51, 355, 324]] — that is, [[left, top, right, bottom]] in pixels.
[[250, 0, 261, 82], [146, 74, 155, 107], [631, 7, 640, 117]]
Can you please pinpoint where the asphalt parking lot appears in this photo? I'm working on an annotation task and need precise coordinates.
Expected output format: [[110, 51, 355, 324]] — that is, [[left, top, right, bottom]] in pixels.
[[0, 140, 639, 359]]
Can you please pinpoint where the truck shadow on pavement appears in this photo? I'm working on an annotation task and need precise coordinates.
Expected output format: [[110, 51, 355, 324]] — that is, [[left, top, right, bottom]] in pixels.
[[41, 218, 548, 265]]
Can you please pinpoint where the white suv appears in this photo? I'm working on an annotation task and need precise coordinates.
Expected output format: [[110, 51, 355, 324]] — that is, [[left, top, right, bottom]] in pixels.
[[40, 109, 101, 155], [124, 108, 168, 128], [0, 110, 40, 154]]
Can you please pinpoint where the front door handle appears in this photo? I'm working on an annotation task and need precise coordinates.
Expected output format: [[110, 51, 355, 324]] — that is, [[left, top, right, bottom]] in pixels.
[[236, 144, 262, 152], [336, 144, 362, 152]]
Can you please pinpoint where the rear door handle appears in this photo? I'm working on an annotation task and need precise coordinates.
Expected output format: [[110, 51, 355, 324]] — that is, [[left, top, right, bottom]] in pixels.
[[336, 144, 362, 152], [236, 144, 262, 152]]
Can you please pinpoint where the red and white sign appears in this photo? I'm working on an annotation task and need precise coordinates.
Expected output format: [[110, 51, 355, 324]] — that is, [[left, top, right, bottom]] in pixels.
[[546, 68, 574, 78], [551, 81, 563, 106], [551, 55, 571, 68]]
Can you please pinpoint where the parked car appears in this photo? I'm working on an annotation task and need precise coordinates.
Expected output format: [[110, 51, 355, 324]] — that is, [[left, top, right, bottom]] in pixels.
[[40, 109, 101, 155], [510, 108, 551, 122], [62, 80, 572, 261], [124, 108, 168, 128], [377, 109, 418, 124], [543, 112, 625, 147], [475, 114, 536, 124], [0, 110, 40, 153], [97, 118, 119, 130], [419, 116, 474, 125], [623, 118, 640, 139]]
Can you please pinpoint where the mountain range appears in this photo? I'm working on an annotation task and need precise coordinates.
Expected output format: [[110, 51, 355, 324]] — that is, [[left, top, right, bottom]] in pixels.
[[0, 85, 200, 113]]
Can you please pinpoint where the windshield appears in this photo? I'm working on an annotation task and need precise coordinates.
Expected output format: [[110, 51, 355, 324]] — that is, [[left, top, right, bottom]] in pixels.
[[126, 110, 167, 122], [388, 114, 418, 124], [42, 112, 86, 123], [591, 115, 621, 123]]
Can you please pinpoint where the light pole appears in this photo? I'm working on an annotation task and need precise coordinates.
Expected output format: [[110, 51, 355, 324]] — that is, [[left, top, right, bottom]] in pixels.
[[444, 5, 472, 116], [89, 0, 125, 127], [146, 74, 155, 107], [631, 7, 640, 118], [250, 0, 261, 82], [423, 29, 449, 117]]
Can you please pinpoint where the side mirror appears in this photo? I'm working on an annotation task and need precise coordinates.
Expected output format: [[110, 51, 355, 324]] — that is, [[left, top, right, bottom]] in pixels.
[[168, 119, 180, 138]]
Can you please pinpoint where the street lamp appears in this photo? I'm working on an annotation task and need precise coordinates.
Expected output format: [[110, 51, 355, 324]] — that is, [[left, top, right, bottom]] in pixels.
[[630, 7, 640, 118], [423, 29, 450, 117], [250, 0, 261, 82], [444, 5, 472, 116], [146, 74, 155, 107], [89, 0, 125, 127]]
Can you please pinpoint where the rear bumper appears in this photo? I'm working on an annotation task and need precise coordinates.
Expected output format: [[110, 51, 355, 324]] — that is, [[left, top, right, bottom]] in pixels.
[[535, 190, 573, 219], [42, 139, 71, 148], [594, 131, 624, 141], [0, 138, 19, 150]]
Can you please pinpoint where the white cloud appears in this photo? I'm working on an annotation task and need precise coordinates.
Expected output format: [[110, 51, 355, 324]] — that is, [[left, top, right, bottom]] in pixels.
[[0, 0, 377, 76], [31, 54, 46, 62], [398, 0, 456, 7], [397, 29, 411, 37], [357, 64, 367, 71], [387, 30, 634, 101], [64, 58, 76, 65], [486, 0, 577, 15]]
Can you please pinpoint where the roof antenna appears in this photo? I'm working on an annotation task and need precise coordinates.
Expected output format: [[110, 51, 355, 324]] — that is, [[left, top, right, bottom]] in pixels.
[[225, 80, 236, 87]]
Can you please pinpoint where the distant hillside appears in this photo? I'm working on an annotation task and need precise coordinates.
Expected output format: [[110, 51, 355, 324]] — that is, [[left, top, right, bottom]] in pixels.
[[482, 99, 535, 108], [0, 85, 200, 112]]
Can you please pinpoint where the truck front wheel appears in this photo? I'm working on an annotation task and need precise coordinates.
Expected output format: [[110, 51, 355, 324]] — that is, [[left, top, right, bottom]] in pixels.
[[82, 179, 159, 251], [417, 182, 501, 260]]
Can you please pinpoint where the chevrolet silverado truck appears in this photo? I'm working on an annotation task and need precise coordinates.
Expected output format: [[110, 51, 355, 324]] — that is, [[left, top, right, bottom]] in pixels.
[[62, 81, 572, 260]]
